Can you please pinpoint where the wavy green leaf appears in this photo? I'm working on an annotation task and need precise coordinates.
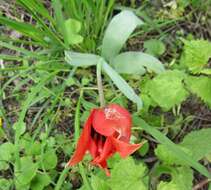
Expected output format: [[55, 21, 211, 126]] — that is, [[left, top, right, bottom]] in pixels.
[[112, 51, 165, 75], [102, 10, 143, 61]]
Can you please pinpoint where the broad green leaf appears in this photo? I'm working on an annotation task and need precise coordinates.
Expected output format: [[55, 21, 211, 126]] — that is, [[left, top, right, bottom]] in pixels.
[[157, 167, 193, 190], [155, 128, 211, 165], [13, 121, 26, 136], [0, 142, 14, 170], [180, 39, 211, 73], [145, 70, 188, 110], [180, 128, 211, 160], [109, 157, 148, 190], [155, 145, 192, 165], [64, 19, 83, 45], [102, 61, 143, 109], [15, 156, 38, 186], [40, 149, 57, 170], [102, 10, 143, 61], [201, 68, 211, 75], [31, 173, 51, 190], [144, 39, 166, 56], [65, 51, 101, 67], [112, 51, 165, 75], [185, 76, 211, 107], [0, 179, 11, 190], [0, 142, 15, 161], [91, 175, 110, 190], [137, 118, 211, 178]]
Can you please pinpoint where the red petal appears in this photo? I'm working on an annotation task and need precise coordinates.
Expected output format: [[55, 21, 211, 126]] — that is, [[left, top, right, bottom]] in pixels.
[[111, 137, 142, 158], [88, 137, 98, 159], [92, 137, 114, 164], [92, 109, 116, 136], [67, 110, 95, 166], [92, 104, 132, 138]]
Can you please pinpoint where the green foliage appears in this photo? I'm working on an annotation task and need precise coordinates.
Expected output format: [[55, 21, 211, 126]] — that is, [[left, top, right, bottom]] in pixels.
[[155, 128, 211, 164], [112, 51, 165, 75], [180, 39, 211, 73], [157, 166, 193, 190], [0, 142, 15, 170], [155, 145, 191, 165], [185, 76, 211, 107], [143, 70, 188, 110], [40, 149, 58, 170], [102, 10, 143, 61], [109, 157, 148, 190], [91, 175, 110, 190], [30, 173, 51, 190], [64, 19, 83, 45], [180, 128, 211, 160], [144, 39, 166, 56], [15, 156, 38, 188], [0, 179, 11, 190]]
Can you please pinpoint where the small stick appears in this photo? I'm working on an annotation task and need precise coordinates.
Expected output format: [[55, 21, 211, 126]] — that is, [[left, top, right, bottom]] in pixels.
[[192, 179, 211, 190]]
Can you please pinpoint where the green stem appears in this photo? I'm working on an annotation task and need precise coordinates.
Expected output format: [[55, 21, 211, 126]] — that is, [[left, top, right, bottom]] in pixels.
[[97, 61, 105, 107], [55, 89, 93, 190], [79, 163, 93, 190], [55, 167, 70, 190]]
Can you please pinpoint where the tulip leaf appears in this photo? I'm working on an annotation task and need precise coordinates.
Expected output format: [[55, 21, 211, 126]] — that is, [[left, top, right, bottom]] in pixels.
[[109, 157, 148, 190], [112, 51, 165, 75], [137, 118, 211, 178], [157, 166, 193, 190], [102, 61, 143, 109], [102, 10, 143, 61], [65, 51, 102, 67]]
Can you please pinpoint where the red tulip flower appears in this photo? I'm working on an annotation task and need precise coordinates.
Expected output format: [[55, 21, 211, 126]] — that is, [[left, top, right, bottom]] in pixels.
[[67, 104, 142, 176]]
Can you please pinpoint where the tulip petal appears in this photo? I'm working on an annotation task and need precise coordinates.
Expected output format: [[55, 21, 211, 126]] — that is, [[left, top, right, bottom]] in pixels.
[[111, 137, 142, 158], [92, 109, 116, 136], [92, 137, 114, 164], [93, 104, 132, 139], [67, 110, 95, 166], [88, 137, 98, 159]]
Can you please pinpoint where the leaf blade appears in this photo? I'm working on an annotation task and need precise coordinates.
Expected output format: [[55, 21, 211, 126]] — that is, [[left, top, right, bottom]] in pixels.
[[102, 61, 143, 109], [102, 10, 143, 61], [112, 51, 165, 75]]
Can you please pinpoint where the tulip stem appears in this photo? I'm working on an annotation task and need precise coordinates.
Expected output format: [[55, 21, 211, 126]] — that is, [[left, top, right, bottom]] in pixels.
[[97, 60, 105, 107]]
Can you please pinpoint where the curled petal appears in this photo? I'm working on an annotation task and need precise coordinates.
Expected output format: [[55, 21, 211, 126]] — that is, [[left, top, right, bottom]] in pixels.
[[92, 109, 116, 136], [67, 110, 95, 166], [88, 137, 98, 159], [111, 137, 142, 158], [92, 137, 114, 164]]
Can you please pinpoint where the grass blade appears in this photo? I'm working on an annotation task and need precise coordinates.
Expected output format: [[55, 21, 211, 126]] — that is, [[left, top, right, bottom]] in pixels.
[[137, 118, 211, 178]]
